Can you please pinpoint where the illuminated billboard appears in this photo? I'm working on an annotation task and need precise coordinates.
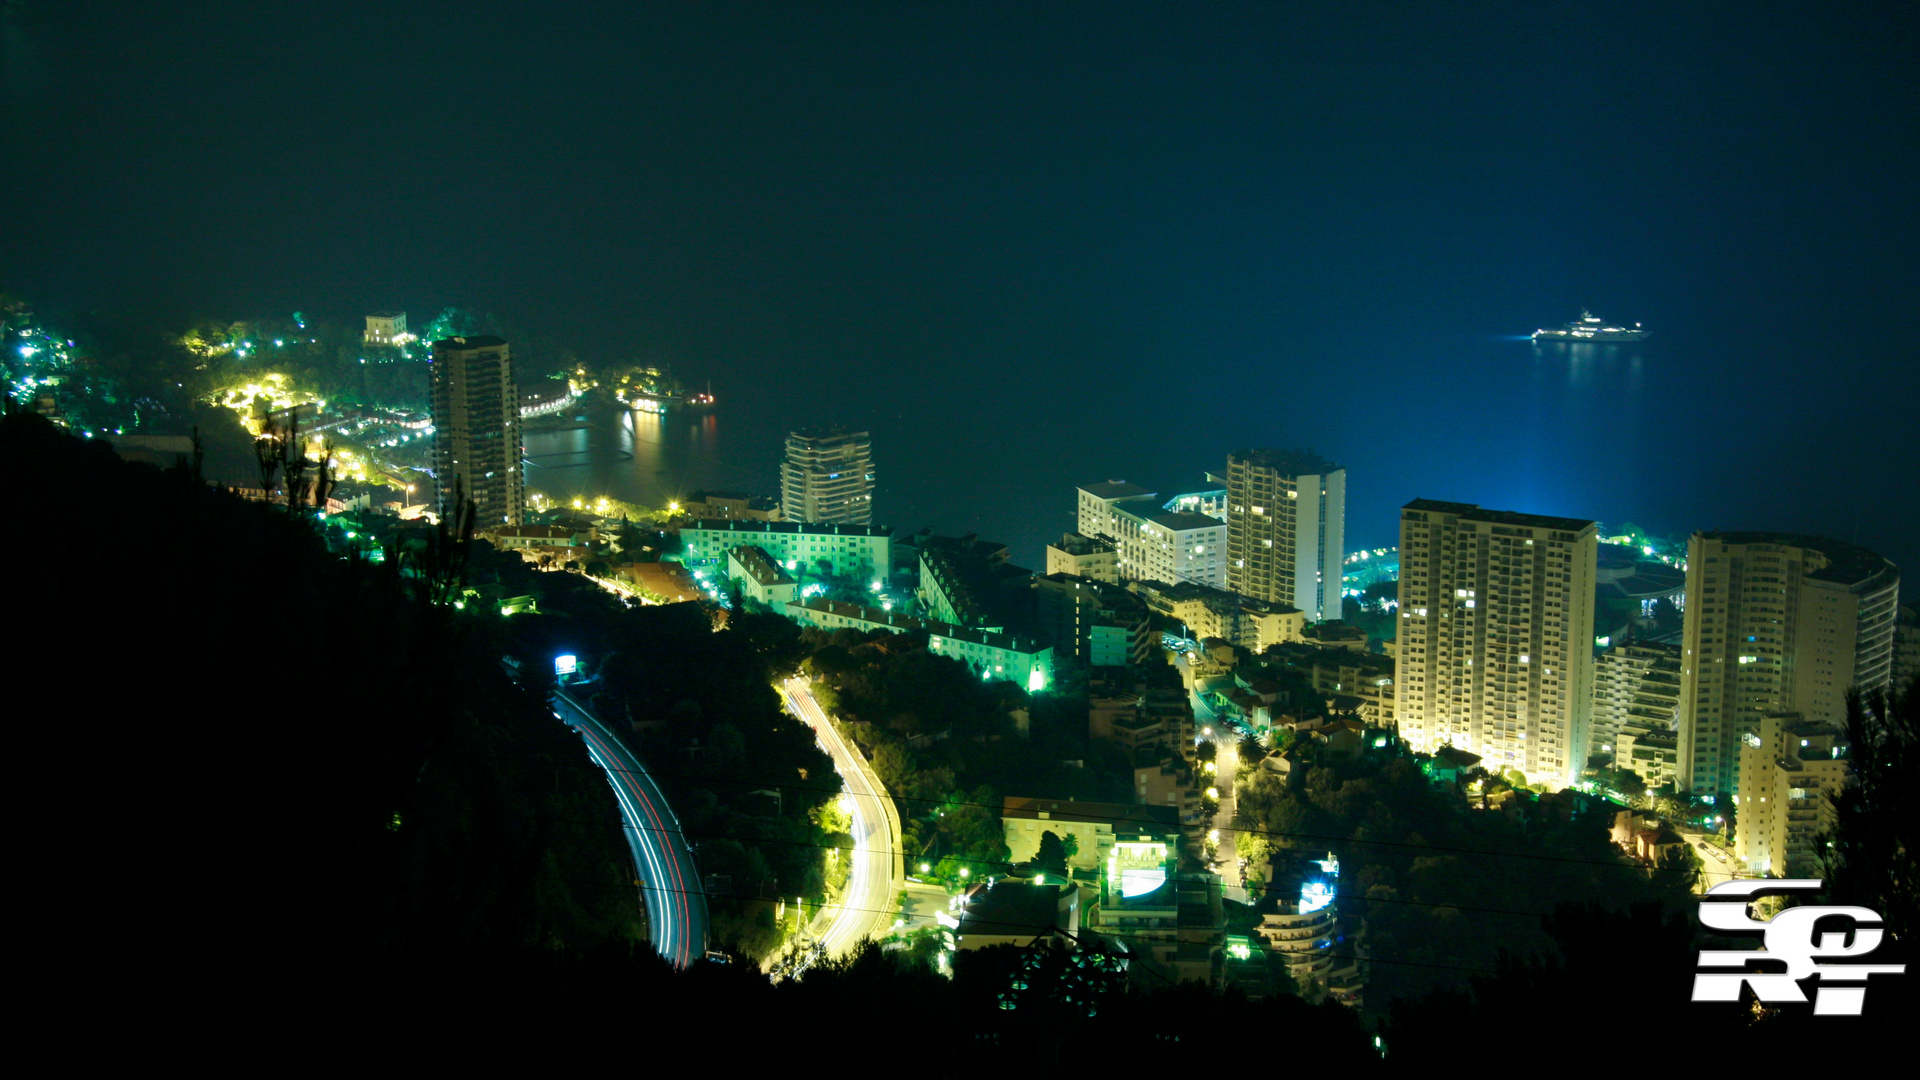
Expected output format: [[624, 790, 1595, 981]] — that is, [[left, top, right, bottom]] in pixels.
[[1106, 840, 1170, 899]]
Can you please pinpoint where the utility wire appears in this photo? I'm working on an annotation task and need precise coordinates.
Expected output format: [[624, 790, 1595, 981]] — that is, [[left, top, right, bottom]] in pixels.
[[465, 738, 1703, 878], [531, 873, 1506, 978]]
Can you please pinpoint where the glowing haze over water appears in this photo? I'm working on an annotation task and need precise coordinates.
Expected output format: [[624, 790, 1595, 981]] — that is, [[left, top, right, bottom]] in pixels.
[[5, 3, 1915, 572]]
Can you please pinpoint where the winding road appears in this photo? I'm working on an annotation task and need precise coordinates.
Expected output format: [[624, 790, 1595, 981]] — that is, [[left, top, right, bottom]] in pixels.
[[553, 688, 708, 968], [781, 677, 903, 960]]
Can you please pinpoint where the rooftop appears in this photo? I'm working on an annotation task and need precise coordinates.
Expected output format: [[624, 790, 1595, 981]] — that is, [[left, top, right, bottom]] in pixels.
[[1049, 532, 1114, 556], [1230, 449, 1341, 476], [787, 597, 1045, 654], [1433, 745, 1483, 769], [1002, 797, 1180, 832], [956, 882, 1067, 939], [1701, 531, 1899, 589], [686, 518, 893, 539], [728, 545, 794, 587], [786, 427, 870, 445], [1079, 480, 1157, 501], [1145, 510, 1228, 533], [433, 335, 508, 350], [1403, 498, 1596, 534]]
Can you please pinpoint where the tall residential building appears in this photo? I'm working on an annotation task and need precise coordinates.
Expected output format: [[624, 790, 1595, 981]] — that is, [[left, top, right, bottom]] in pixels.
[[1591, 642, 1682, 756], [1225, 450, 1345, 622], [780, 428, 873, 525], [1676, 532, 1899, 800], [1394, 499, 1599, 788], [430, 335, 523, 527]]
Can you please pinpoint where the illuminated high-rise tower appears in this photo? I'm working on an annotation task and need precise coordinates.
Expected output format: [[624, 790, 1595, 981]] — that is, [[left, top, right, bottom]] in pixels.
[[1224, 450, 1345, 621], [1676, 532, 1899, 801], [431, 335, 523, 527], [1394, 499, 1598, 788], [780, 428, 873, 525]]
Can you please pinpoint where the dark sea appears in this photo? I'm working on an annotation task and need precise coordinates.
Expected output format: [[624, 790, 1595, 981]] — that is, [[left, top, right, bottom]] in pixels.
[[523, 307, 1920, 582]]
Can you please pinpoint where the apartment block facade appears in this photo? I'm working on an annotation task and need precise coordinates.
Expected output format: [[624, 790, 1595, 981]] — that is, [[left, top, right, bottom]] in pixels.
[[780, 428, 874, 525], [430, 335, 523, 527], [1676, 531, 1899, 800], [1224, 450, 1345, 621], [1394, 499, 1598, 787]]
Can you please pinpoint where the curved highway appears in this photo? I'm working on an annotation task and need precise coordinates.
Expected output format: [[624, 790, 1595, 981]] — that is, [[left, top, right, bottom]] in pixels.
[[782, 677, 902, 959], [553, 689, 708, 968]]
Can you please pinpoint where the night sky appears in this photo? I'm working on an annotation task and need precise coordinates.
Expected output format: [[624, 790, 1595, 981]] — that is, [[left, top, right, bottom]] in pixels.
[[5, 1, 1916, 573]]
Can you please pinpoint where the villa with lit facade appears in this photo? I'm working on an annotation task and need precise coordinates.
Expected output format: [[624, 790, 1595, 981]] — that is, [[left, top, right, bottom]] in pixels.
[[364, 311, 409, 345]]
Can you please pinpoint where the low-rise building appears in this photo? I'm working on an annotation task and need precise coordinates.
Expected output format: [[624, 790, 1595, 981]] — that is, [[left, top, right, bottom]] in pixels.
[[727, 545, 797, 606], [1614, 718, 1679, 789], [1114, 510, 1228, 590], [1046, 532, 1119, 583], [1134, 753, 1206, 830], [955, 881, 1079, 951], [1077, 481, 1226, 589], [364, 311, 408, 345], [615, 561, 703, 604], [487, 524, 592, 550], [1300, 620, 1368, 652], [1264, 643, 1396, 728], [785, 598, 1053, 691], [1127, 579, 1305, 653], [1734, 712, 1848, 878], [1424, 745, 1483, 785], [1002, 798, 1181, 874], [1034, 573, 1154, 671], [919, 547, 1034, 630], [679, 519, 891, 587], [680, 490, 783, 522]]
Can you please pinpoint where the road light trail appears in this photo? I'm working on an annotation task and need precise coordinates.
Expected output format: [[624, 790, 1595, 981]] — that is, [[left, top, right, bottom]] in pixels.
[[781, 677, 902, 960], [554, 689, 708, 968]]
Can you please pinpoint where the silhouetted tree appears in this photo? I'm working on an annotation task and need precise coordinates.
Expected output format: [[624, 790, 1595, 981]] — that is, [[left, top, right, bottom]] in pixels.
[[1824, 677, 1919, 947]]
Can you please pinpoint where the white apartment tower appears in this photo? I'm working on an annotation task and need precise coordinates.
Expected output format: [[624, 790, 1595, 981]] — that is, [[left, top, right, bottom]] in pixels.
[[1073, 482, 1225, 589], [780, 428, 874, 526], [1676, 532, 1899, 800], [1394, 500, 1599, 788], [1225, 450, 1345, 621], [431, 335, 523, 527]]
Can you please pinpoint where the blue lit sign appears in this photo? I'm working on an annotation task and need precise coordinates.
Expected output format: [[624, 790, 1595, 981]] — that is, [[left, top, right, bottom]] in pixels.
[[554, 654, 578, 677]]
